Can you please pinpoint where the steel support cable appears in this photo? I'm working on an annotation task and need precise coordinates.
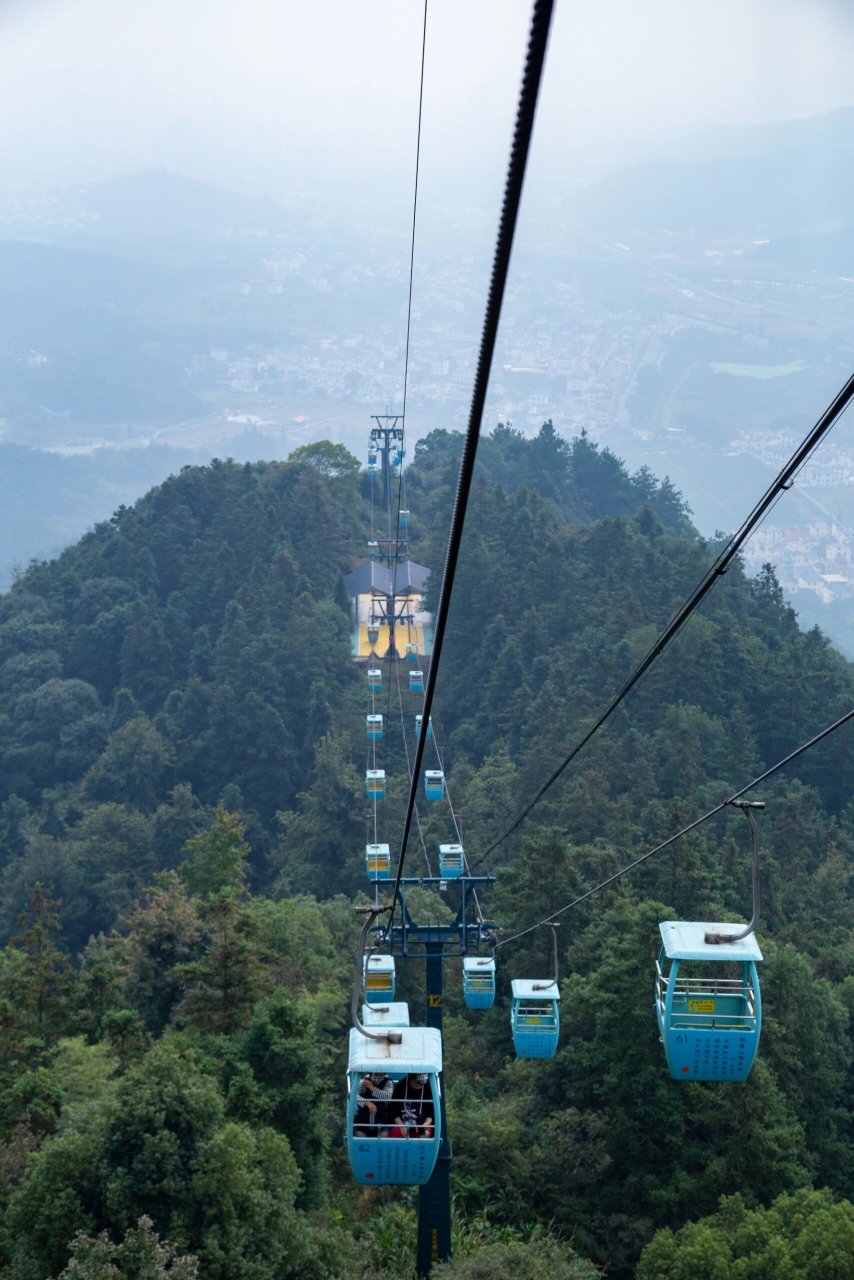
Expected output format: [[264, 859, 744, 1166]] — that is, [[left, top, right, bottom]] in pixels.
[[471, 369, 854, 871], [394, 654, 434, 876], [365, 688, 379, 904], [392, 0, 427, 659], [364, 688, 372, 844], [384, 0, 556, 936], [401, 0, 427, 435], [406, 629, 484, 914], [495, 706, 854, 950], [378, 3, 427, 786], [411, 665, 484, 919], [424, 717, 485, 918]]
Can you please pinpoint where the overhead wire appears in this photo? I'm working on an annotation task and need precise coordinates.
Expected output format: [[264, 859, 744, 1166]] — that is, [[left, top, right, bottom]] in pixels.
[[423, 712, 486, 921], [364, 676, 380, 906], [378, 0, 427, 813], [470, 371, 854, 870], [405, 643, 485, 920], [385, 0, 556, 934], [495, 706, 854, 951], [387, 0, 427, 643], [401, 0, 427, 438], [394, 654, 434, 877]]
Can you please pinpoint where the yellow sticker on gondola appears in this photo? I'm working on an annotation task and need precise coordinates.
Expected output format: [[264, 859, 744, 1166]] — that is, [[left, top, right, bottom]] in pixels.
[[688, 998, 715, 1013]]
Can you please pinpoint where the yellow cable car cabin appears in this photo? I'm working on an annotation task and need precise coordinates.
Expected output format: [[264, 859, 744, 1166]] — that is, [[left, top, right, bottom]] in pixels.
[[365, 842, 391, 881], [363, 953, 396, 1004], [366, 769, 386, 799]]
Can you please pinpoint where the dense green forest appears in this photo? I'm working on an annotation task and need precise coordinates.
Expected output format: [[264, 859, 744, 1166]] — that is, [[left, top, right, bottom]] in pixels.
[[0, 425, 851, 1278]]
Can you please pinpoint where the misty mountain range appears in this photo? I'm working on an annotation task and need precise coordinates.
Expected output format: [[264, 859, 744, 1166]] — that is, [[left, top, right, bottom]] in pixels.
[[0, 108, 852, 598], [576, 106, 854, 246]]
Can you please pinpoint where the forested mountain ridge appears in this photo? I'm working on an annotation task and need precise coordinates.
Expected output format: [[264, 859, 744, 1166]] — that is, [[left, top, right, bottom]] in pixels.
[[0, 425, 696, 940], [0, 426, 851, 1279]]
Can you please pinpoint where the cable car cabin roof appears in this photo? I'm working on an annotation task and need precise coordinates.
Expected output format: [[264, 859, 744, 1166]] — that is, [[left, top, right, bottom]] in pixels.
[[364, 953, 394, 970], [348, 1026, 442, 1074], [511, 979, 560, 1000], [344, 560, 431, 599], [658, 921, 763, 963], [464, 957, 495, 975], [361, 1002, 411, 1028]]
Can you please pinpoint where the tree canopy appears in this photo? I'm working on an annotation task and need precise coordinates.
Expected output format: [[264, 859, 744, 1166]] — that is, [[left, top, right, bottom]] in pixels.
[[0, 430, 851, 1279]]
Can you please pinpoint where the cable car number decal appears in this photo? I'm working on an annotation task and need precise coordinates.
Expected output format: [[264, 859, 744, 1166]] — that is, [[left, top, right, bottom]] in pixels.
[[428, 994, 442, 1008], [687, 998, 716, 1013]]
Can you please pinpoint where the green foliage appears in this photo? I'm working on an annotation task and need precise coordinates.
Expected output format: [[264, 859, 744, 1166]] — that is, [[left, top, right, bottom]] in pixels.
[[83, 718, 173, 812], [0, 434, 852, 1279], [179, 808, 249, 900], [229, 991, 333, 1205], [107, 873, 204, 1035], [637, 1188, 854, 1280], [434, 1225, 601, 1279], [288, 442, 360, 479], [272, 735, 364, 898], [3, 1120, 107, 1278], [0, 886, 72, 1065], [175, 895, 270, 1036], [53, 1216, 200, 1280]]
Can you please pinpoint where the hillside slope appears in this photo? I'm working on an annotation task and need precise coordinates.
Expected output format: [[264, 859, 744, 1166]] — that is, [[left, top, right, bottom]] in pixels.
[[0, 429, 850, 1278]]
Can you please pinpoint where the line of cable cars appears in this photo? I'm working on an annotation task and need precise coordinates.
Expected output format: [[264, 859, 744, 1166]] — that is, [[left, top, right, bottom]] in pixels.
[[347, 948, 559, 1186], [360, 854, 554, 1052], [350, 958, 440, 1185], [358, 884, 762, 1077], [364, 769, 445, 802], [350, 443, 767, 1203], [366, 665, 423, 693], [350, 916, 763, 1189]]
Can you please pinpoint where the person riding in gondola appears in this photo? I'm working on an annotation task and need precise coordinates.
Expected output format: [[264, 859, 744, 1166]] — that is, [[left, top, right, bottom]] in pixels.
[[353, 1072, 394, 1136], [388, 1073, 434, 1138]]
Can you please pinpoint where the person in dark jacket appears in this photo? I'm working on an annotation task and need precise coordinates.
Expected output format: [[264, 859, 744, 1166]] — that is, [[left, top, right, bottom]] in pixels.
[[388, 1073, 434, 1138], [354, 1073, 394, 1136]]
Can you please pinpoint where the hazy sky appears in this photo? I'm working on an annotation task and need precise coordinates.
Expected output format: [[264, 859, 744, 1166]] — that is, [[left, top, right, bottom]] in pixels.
[[2, 0, 854, 208]]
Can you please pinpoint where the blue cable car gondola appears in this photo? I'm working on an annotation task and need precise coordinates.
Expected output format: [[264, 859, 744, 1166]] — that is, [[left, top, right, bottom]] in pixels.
[[362, 1001, 410, 1029], [368, 452, 378, 475], [365, 842, 391, 881], [511, 923, 560, 1058], [363, 954, 396, 1004], [366, 769, 386, 799], [415, 714, 432, 742], [346, 1026, 442, 1185], [655, 800, 765, 1081], [366, 714, 383, 741], [409, 670, 424, 693], [463, 957, 496, 1009], [368, 540, 380, 559], [438, 843, 464, 878], [655, 923, 762, 1081], [392, 447, 404, 466], [367, 668, 382, 692], [511, 979, 560, 1057], [424, 770, 444, 801], [400, 509, 410, 530], [405, 642, 420, 664], [367, 623, 380, 645]]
